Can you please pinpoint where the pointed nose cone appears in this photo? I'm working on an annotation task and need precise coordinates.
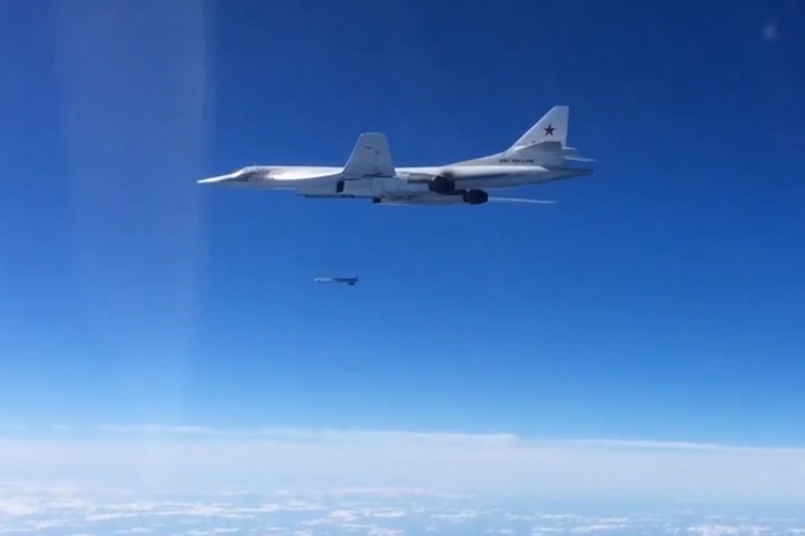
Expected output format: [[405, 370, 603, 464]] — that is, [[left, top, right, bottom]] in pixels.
[[198, 170, 241, 184]]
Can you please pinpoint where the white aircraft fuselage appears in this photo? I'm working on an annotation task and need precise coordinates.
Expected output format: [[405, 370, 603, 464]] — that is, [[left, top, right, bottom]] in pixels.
[[199, 105, 594, 206]]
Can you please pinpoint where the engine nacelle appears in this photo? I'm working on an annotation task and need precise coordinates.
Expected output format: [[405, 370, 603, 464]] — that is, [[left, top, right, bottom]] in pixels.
[[462, 189, 489, 205], [428, 175, 456, 194]]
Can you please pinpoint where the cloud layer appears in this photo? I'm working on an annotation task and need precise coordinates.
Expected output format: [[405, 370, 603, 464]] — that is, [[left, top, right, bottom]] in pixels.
[[1, 485, 804, 536], [2, 426, 805, 502]]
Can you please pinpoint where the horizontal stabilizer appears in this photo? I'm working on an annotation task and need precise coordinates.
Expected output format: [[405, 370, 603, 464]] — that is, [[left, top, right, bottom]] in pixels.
[[562, 146, 596, 162], [343, 132, 395, 178], [528, 140, 563, 152]]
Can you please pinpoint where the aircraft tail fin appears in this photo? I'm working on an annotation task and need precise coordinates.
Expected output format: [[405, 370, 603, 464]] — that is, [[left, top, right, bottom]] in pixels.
[[342, 132, 396, 178], [450, 105, 594, 167], [509, 105, 569, 150]]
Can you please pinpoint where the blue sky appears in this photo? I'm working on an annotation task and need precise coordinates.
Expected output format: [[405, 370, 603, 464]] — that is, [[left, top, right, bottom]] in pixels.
[[1, 0, 804, 454]]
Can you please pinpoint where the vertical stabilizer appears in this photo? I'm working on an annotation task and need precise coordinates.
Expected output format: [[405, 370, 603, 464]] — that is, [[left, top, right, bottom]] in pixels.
[[509, 105, 569, 149]]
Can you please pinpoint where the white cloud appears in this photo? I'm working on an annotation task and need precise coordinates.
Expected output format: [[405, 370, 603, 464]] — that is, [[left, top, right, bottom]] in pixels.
[[372, 510, 408, 519], [535, 514, 585, 522], [186, 530, 239, 535], [322, 488, 464, 499], [1, 427, 805, 502], [570, 524, 628, 533], [19, 487, 769, 536], [532, 527, 565, 535], [329, 510, 362, 522], [0, 498, 40, 516], [431, 510, 478, 523], [686, 526, 774, 536]]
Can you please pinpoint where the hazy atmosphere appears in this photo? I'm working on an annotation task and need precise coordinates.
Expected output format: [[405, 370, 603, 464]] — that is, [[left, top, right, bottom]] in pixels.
[[1, 0, 804, 534]]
